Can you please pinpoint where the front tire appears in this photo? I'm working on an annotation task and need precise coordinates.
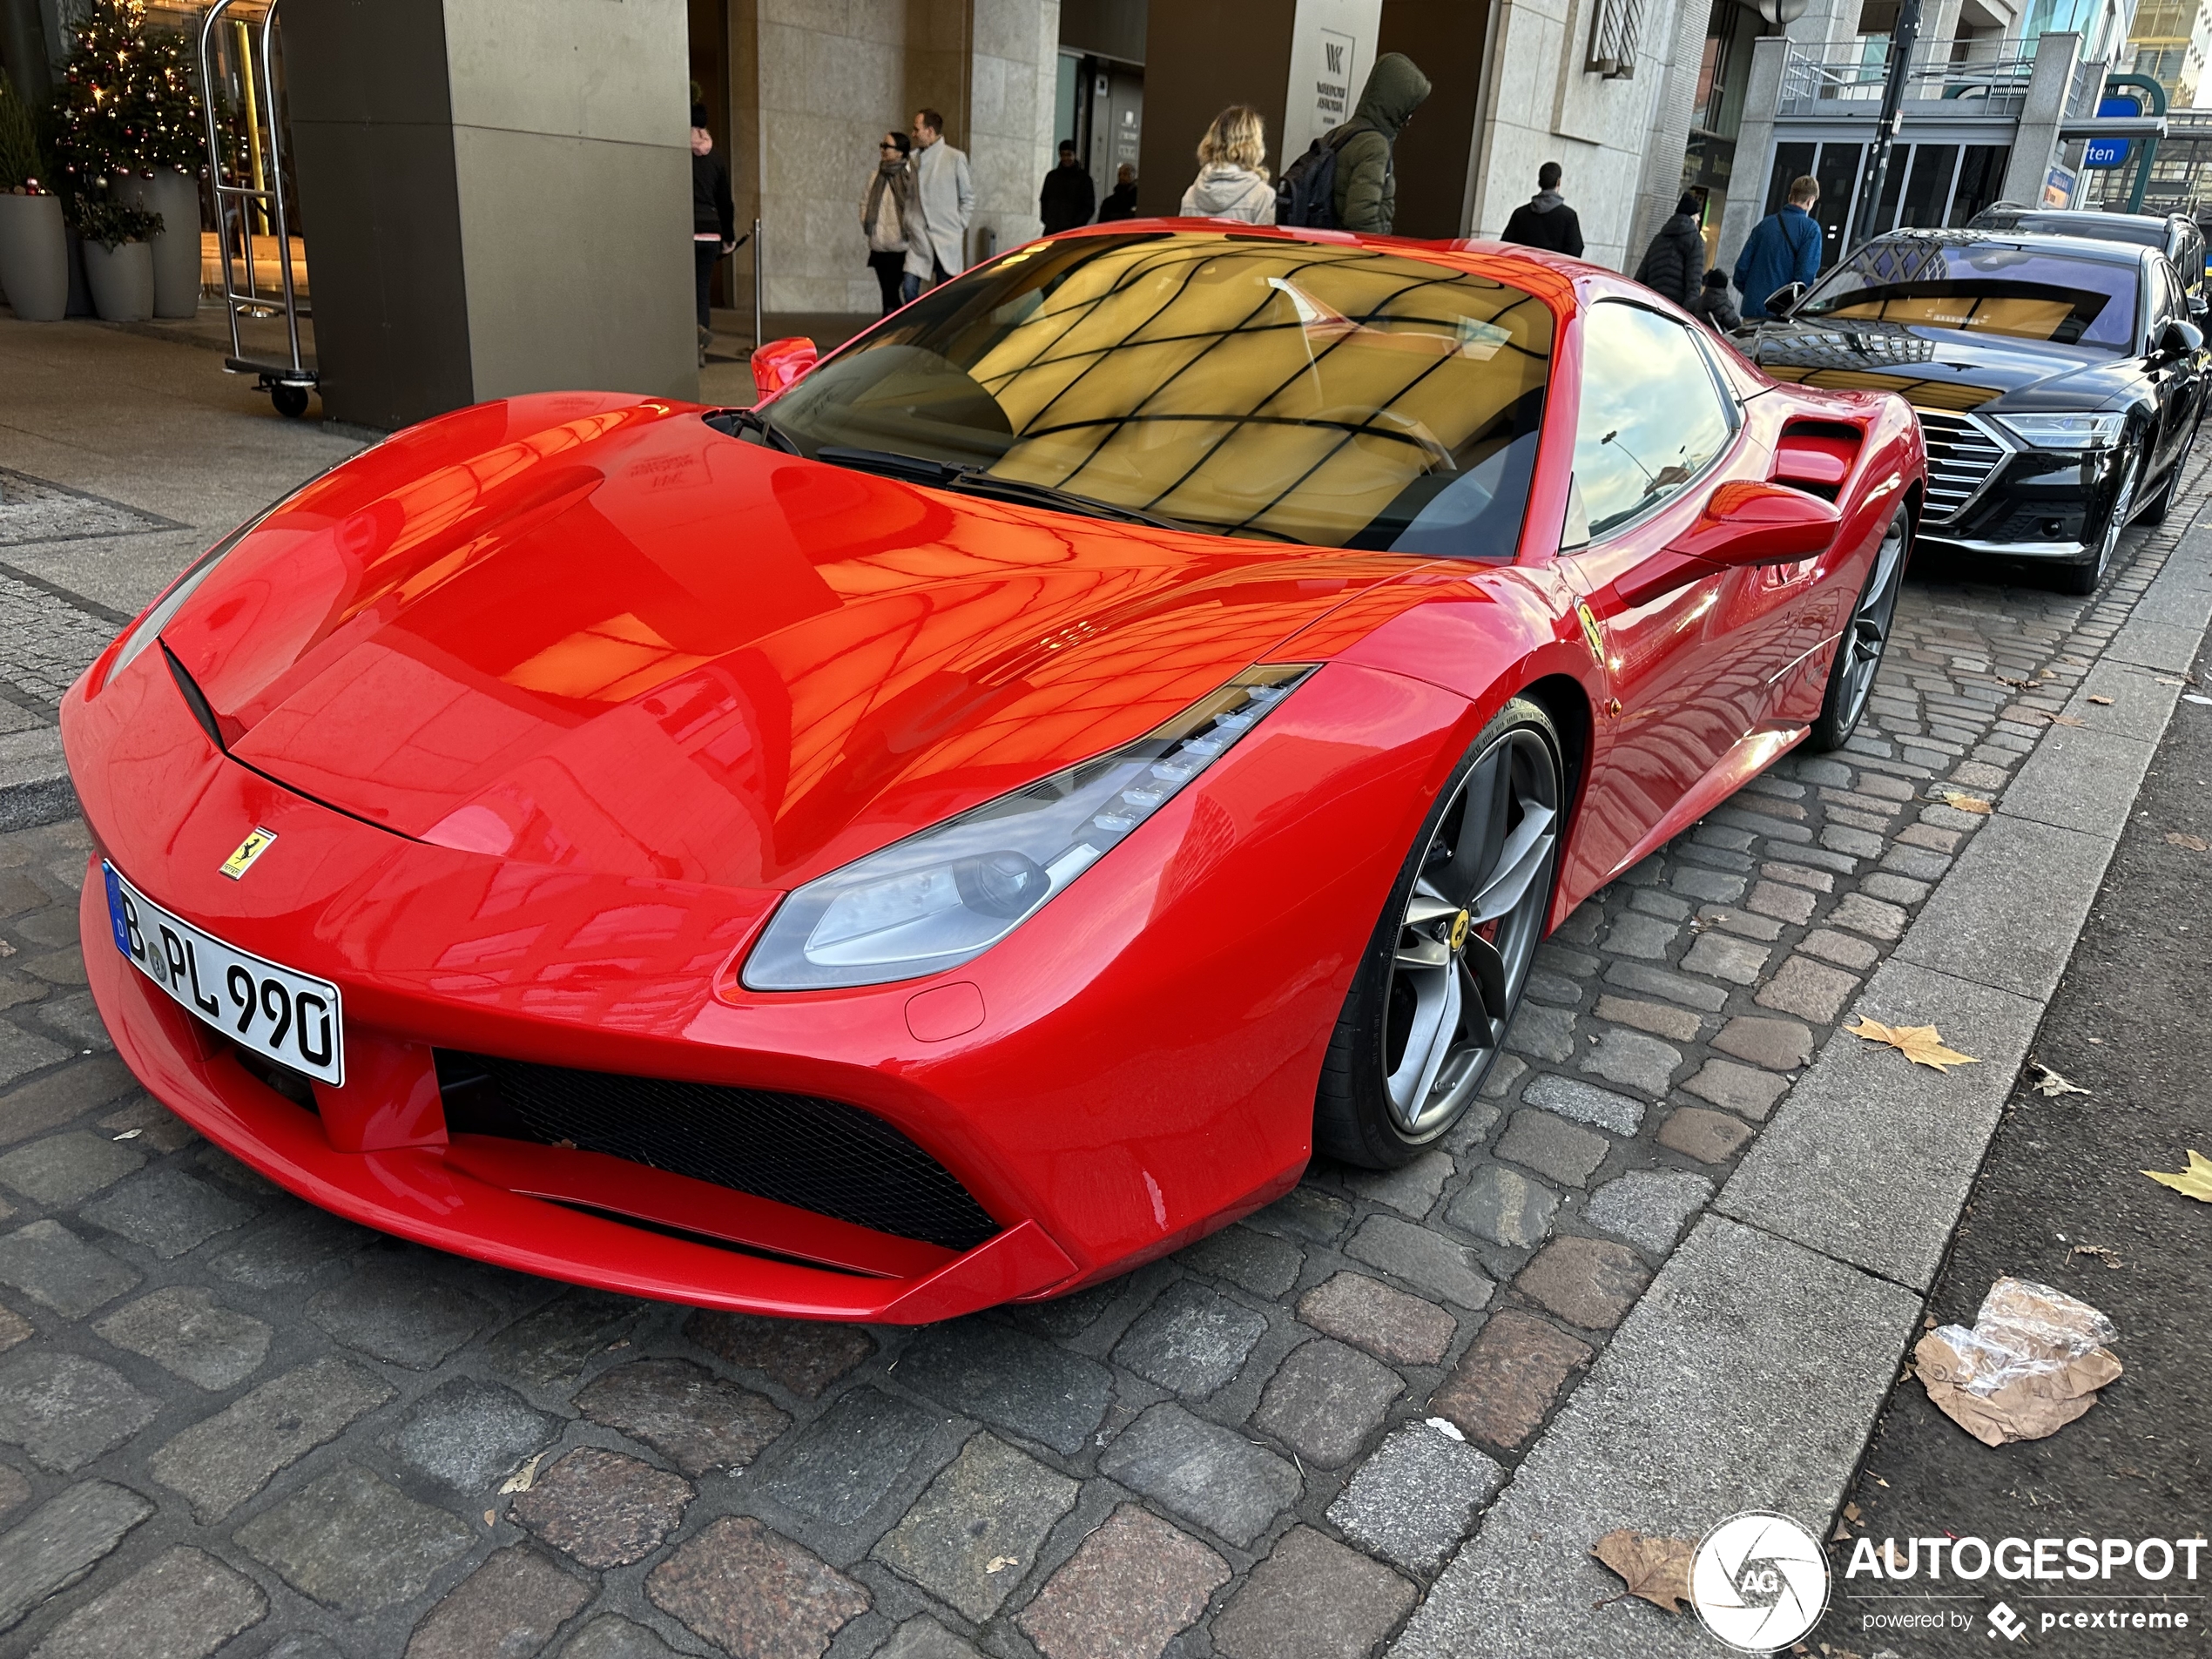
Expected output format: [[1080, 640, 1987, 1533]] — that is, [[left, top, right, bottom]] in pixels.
[[2059, 441, 2141, 596], [1315, 698, 1565, 1169], [1807, 506, 1910, 752]]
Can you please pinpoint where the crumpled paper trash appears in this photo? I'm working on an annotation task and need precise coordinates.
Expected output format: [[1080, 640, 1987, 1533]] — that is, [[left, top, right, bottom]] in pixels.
[[1914, 1277, 2122, 1447]]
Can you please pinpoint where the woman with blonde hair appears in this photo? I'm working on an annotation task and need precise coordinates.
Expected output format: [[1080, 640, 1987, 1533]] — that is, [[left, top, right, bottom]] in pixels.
[[1179, 105, 1275, 224]]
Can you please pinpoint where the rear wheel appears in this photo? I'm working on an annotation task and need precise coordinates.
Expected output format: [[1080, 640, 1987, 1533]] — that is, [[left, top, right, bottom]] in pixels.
[[2059, 441, 2141, 596], [1315, 698, 1564, 1168], [1808, 507, 1909, 752]]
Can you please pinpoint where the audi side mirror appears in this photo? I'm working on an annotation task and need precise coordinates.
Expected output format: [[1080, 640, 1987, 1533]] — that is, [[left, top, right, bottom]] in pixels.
[[2189, 292, 2208, 320], [1615, 482, 1841, 607], [1764, 281, 1808, 319], [751, 336, 819, 401], [2157, 319, 2205, 360]]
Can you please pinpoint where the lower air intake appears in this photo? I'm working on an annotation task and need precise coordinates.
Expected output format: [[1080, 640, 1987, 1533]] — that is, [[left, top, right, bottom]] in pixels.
[[435, 1051, 998, 1251]]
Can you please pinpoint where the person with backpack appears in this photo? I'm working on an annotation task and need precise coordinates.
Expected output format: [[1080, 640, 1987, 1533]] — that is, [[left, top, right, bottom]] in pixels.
[[1734, 175, 1823, 320], [1276, 52, 1431, 233], [1634, 192, 1705, 309], [1179, 105, 1275, 224], [1501, 162, 1584, 257], [1688, 267, 1742, 334]]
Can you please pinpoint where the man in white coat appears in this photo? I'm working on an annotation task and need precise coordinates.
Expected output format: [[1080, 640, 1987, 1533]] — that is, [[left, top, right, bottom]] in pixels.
[[902, 108, 974, 304]]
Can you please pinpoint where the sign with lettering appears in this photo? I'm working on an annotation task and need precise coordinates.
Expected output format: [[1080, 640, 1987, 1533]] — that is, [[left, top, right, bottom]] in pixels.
[[1280, 0, 1383, 162]]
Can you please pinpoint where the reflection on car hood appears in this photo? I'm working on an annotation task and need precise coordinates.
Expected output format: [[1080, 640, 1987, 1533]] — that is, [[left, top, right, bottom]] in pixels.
[[156, 394, 1415, 888], [1748, 319, 2134, 409]]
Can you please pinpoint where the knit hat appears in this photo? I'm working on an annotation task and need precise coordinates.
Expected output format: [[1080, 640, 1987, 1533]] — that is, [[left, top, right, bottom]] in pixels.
[[1677, 192, 1701, 218], [691, 103, 709, 128], [1703, 267, 1729, 288]]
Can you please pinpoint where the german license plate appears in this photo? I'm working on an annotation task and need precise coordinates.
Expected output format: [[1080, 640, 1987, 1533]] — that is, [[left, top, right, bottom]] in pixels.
[[103, 861, 343, 1085]]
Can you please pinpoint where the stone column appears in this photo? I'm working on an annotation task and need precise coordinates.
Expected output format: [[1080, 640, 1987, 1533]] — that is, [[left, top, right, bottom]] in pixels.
[[1627, 0, 1716, 266], [286, 0, 696, 431], [1999, 30, 2084, 204], [1715, 32, 1790, 278]]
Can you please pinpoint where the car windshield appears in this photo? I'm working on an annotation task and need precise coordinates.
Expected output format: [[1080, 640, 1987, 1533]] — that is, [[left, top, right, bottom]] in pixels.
[[1797, 239, 2140, 352], [759, 231, 1557, 556]]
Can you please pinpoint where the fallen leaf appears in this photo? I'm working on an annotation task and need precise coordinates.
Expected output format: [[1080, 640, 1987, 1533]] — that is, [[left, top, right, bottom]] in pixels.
[[483, 1508, 496, 1527], [2028, 1063, 2089, 1097], [111, 1128, 143, 1141], [2067, 1243, 2124, 1268], [2088, 695, 2114, 705], [1843, 1501, 1862, 1523], [1942, 790, 1994, 814], [2166, 833, 2209, 852], [2144, 1149, 2212, 1202], [1831, 1519, 1851, 1541], [986, 1555, 1021, 1575], [1846, 1017, 1980, 1072], [1590, 1530, 1694, 1613], [498, 1453, 548, 1495]]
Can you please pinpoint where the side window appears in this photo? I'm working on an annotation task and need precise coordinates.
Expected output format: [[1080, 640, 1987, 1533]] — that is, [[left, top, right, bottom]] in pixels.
[[1572, 303, 1736, 541]]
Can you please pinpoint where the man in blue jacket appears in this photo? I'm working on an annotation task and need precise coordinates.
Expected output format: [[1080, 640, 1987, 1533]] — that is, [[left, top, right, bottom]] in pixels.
[[1734, 175, 1824, 320]]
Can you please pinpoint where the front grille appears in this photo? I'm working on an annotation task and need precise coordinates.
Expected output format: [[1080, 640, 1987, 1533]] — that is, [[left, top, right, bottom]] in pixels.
[[1914, 408, 2008, 523], [435, 1051, 999, 1251]]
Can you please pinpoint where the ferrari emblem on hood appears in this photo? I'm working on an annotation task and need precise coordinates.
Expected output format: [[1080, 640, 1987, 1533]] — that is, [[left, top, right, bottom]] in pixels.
[[219, 828, 277, 880]]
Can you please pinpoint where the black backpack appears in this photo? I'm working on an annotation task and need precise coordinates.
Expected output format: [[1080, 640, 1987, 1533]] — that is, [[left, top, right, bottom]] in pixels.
[[1277, 128, 1355, 229]]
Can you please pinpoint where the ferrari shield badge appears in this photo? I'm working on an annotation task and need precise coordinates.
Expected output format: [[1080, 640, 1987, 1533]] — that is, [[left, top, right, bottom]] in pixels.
[[1575, 602, 1606, 666], [219, 827, 277, 880]]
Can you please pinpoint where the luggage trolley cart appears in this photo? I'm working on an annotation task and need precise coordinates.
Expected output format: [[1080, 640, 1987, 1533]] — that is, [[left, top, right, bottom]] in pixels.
[[197, 0, 315, 417]]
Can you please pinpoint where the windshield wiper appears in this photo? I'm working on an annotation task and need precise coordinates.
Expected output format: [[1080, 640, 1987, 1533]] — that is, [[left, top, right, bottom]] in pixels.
[[711, 408, 800, 454], [814, 445, 1192, 533]]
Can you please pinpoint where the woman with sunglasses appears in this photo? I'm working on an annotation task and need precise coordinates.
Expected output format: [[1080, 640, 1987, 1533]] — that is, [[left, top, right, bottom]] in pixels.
[[861, 131, 914, 315]]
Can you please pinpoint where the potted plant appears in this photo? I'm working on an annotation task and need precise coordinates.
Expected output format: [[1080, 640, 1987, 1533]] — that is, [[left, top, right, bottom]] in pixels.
[[74, 197, 160, 320], [57, 0, 206, 319], [0, 77, 67, 322]]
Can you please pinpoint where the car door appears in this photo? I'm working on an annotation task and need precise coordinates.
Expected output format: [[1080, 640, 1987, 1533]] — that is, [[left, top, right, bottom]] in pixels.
[[1558, 300, 1781, 888]]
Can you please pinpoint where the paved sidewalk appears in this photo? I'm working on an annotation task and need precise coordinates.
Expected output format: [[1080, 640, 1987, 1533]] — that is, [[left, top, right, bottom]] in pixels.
[[0, 316, 2202, 1657]]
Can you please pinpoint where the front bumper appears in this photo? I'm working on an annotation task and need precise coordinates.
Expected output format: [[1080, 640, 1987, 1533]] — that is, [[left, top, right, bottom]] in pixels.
[[82, 872, 1082, 1320], [1920, 444, 2128, 563]]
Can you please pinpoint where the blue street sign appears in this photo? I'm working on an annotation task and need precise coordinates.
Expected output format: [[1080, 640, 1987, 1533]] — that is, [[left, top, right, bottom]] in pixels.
[[2085, 93, 2140, 169]]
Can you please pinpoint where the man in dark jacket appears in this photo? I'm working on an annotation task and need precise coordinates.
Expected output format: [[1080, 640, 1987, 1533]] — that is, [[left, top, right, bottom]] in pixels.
[[1040, 140, 1096, 233], [1501, 162, 1584, 257], [691, 104, 736, 364], [1097, 164, 1140, 221], [1327, 53, 1431, 233], [1634, 192, 1705, 308], [1733, 175, 1823, 320]]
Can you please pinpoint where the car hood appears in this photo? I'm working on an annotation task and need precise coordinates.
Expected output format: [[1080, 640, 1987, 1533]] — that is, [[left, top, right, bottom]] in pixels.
[[1748, 319, 2136, 411], [157, 395, 1411, 889]]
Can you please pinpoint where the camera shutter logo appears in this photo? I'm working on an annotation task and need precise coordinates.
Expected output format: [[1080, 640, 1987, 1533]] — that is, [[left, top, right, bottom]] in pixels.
[[1689, 1511, 1831, 1652]]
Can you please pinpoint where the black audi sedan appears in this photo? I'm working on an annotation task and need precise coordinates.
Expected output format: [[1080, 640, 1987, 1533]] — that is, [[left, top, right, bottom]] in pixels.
[[1966, 205, 2207, 310], [1749, 230, 2206, 592]]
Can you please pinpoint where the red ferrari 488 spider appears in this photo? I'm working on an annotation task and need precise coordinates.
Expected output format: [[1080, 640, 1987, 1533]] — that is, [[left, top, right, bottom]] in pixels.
[[63, 225, 1923, 1322]]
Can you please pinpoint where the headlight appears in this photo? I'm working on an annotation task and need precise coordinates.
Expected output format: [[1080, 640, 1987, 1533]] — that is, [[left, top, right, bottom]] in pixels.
[[743, 664, 1318, 990], [105, 514, 268, 681], [1993, 412, 2127, 451]]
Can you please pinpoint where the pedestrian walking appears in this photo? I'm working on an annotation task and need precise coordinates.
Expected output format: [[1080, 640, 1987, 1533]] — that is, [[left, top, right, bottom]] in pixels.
[[1097, 162, 1139, 221], [1501, 161, 1584, 258], [1041, 139, 1096, 233], [1733, 174, 1823, 320], [902, 109, 974, 305], [1687, 267, 1742, 334], [691, 105, 735, 365], [1634, 192, 1706, 309], [861, 130, 912, 314], [1178, 105, 1275, 225], [1298, 52, 1429, 233]]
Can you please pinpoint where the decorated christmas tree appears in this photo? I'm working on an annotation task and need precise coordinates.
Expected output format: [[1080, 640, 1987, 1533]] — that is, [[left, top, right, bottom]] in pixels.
[[53, 0, 204, 199]]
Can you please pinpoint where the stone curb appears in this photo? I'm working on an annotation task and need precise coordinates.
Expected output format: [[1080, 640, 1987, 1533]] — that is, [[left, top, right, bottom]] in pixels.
[[1390, 509, 2212, 1657], [0, 730, 74, 833]]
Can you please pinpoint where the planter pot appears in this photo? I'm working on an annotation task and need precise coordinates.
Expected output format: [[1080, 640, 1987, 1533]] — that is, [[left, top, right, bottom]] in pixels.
[[118, 172, 202, 318], [82, 238, 154, 322], [0, 194, 68, 322]]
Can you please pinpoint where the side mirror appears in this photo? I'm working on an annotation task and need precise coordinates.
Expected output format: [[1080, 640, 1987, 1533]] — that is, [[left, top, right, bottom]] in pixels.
[[2188, 292, 2208, 320], [751, 336, 819, 400], [2156, 319, 2204, 359], [1764, 281, 1808, 319], [1615, 482, 1840, 607]]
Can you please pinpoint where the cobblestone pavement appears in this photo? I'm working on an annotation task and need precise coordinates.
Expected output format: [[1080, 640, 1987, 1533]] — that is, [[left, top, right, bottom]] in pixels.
[[0, 446, 2199, 1657]]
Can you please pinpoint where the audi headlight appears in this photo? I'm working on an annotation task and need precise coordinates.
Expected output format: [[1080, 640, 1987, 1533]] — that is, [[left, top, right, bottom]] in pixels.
[[105, 514, 268, 682], [1993, 412, 2127, 451], [743, 664, 1318, 990]]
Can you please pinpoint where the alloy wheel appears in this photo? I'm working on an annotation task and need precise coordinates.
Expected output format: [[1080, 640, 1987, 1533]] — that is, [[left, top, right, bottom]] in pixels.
[[2089, 446, 2141, 587], [1834, 513, 1909, 732], [1382, 726, 1561, 1134]]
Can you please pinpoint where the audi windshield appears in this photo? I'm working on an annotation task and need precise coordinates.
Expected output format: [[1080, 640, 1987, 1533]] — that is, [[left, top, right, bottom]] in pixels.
[[756, 231, 1557, 558], [1797, 239, 2140, 353]]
